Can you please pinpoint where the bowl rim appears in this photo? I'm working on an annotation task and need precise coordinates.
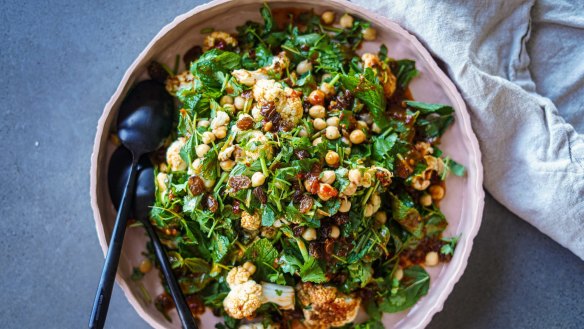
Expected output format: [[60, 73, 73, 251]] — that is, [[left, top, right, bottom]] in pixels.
[[90, 0, 485, 328]]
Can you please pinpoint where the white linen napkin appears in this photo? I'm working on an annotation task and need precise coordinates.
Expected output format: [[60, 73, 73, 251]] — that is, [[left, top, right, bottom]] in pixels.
[[351, 0, 584, 260]]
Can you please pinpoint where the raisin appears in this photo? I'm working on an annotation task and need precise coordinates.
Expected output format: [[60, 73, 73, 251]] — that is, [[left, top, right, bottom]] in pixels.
[[292, 225, 306, 237], [147, 61, 169, 84], [185, 295, 205, 315], [319, 224, 332, 238], [324, 238, 335, 255], [299, 195, 314, 213], [253, 187, 267, 204], [213, 39, 227, 50], [295, 150, 310, 160], [188, 176, 206, 196], [309, 242, 323, 259], [236, 116, 254, 130], [183, 45, 202, 67], [228, 175, 251, 192], [241, 90, 252, 99], [205, 195, 219, 213], [155, 292, 174, 313], [332, 212, 349, 225], [232, 200, 242, 214]]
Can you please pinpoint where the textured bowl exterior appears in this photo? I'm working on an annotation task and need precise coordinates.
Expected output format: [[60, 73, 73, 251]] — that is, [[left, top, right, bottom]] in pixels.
[[90, 0, 485, 328]]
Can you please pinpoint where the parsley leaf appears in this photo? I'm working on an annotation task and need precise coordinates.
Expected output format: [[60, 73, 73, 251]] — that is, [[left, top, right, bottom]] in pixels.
[[340, 69, 389, 129], [379, 265, 430, 313]]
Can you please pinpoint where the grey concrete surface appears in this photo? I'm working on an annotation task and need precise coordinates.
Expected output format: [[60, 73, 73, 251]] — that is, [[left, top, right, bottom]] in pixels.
[[0, 0, 582, 328]]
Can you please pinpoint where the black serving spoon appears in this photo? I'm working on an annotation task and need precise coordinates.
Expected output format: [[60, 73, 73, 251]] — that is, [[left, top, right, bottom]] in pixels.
[[107, 146, 197, 329], [90, 80, 173, 329]]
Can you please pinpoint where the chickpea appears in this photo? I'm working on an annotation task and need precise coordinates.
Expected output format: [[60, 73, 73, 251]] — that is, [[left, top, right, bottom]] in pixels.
[[251, 172, 266, 187], [341, 136, 351, 146], [339, 198, 351, 213], [325, 150, 340, 166], [195, 144, 211, 158], [197, 119, 210, 128], [330, 225, 340, 239], [263, 121, 273, 132], [370, 193, 381, 207], [191, 158, 202, 174], [309, 105, 326, 119], [308, 90, 326, 106], [213, 126, 228, 139], [303, 179, 313, 192], [318, 183, 338, 201], [412, 176, 431, 190], [349, 129, 366, 144], [343, 182, 357, 196], [394, 267, 404, 281], [156, 172, 168, 193], [299, 127, 308, 137], [313, 118, 327, 131], [429, 185, 445, 201], [319, 82, 335, 96], [425, 251, 439, 267], [325, 126, 341, 140], [326, 117, 339, 127], [362, 27, 377, 41], [348, 169, 362, 185], [203, 177, 215, 189], [202, 131, 216, 144], [363, 204, 374, 217], [220, 95, 234, 105], [356, 120, 368, 130], [234, 96, 245, 110], [321, 11, 335, 25], [371, 122, 381, 134], [243, 261, 257, 275], [374, 211, 387, 224], [419, 193, 433, 207], [296, 60, 312, 75], [320, 170, 336, 184], [340, 13, 354, 28], [362, 172, 372, 188], [139, 259, 152, 273], [220, 160, 235, 172], [312, 137, 324, 146], [251, 106, 262, 120], [302, 227, 317, 241], [223, 103, 236, 115]]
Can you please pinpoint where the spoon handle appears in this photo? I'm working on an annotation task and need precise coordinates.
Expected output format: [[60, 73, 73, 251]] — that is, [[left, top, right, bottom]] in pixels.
[[89, 160, 139, 329], [143, 220, 198, 329]]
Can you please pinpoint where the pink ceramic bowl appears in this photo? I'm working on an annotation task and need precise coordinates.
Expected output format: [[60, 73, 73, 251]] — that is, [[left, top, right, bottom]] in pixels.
[[90, 0, 485, 327]]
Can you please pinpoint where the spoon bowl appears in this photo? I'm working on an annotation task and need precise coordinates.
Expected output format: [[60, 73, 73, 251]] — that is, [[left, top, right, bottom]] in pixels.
[[90, 80, 174, 329]]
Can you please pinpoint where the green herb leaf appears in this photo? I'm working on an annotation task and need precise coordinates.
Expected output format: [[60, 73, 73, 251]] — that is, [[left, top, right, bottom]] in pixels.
[[340, 69, 389, 129], [379, 265, 430, 313], [393, 59, 418, 89]]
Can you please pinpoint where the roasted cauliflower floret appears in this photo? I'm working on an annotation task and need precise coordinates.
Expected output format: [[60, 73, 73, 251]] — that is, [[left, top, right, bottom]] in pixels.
[[224, 280, 264, 319], [166, 137, 187, 171], [203, 31, 238, 51], [361, 52, 397, 98], [232, 52, 290, 86], [252, 79, 303, 125], [296, 283, 361, 328], [239, 130, 274, 162], [241, 210, 261, 231], [165, 70, 194, 95], [223, 263, 295, 319]]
